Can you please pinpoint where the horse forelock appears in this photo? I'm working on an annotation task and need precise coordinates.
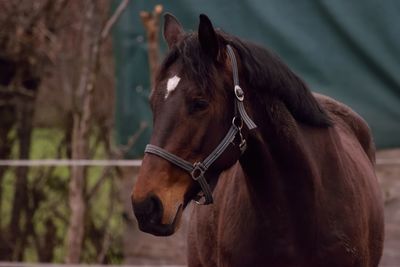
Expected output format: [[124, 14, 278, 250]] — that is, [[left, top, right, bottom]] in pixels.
[[157, 33, 219, 97]]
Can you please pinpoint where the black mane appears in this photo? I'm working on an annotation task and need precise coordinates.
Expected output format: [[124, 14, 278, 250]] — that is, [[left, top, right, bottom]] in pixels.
[[225, 34, 332, 127], [159, 31, 332, 127]]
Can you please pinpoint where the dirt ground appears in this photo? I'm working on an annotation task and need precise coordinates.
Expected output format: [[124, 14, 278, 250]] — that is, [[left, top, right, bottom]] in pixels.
[[124, 149, 400, 266]]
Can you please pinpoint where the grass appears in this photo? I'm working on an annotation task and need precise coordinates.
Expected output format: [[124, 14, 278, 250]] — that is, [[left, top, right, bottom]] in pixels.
[[1, 127, 124, 263]]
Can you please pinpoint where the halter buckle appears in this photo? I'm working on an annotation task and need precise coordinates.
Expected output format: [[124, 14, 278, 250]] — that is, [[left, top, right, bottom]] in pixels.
[[191, 162, 207, 181], [232, 116, 243, 130], [234, 85, 244, 101]]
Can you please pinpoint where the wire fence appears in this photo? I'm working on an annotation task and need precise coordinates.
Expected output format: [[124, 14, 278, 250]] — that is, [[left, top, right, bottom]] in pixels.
[[0, 159, 142, 167], [0, 158, 399, 167]]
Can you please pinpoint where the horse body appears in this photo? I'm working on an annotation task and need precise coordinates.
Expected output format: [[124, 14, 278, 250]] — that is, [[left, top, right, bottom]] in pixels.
[[188, 94, 384, 267], [132, 13, 384, 267]]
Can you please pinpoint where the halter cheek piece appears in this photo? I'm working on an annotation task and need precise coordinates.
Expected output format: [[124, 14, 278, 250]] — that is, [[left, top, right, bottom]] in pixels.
[[144, 45, 257, 205]]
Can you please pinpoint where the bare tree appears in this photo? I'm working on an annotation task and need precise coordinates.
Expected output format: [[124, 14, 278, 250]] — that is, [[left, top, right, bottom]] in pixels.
[[65, 0, 131, 263], [0, 0, 131, 262], [0, 0, 68, 260]]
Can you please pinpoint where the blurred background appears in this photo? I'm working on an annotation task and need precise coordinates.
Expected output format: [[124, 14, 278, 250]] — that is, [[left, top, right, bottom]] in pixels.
[[0, 0, 399, 266]]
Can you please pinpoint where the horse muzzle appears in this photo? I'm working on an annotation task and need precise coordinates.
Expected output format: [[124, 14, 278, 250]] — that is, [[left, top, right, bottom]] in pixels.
[[132, 194, 182, 236]]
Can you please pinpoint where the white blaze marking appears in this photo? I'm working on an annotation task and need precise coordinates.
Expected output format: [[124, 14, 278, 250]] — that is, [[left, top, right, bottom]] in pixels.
[[165, 75, 181, 99]]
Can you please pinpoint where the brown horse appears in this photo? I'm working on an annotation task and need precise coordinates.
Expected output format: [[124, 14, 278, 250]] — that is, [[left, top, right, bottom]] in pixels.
[[132, 13, 384, 267]]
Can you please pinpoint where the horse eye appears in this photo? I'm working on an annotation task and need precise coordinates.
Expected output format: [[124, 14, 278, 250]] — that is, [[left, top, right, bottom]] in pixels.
[[188, 99, 209, 114]]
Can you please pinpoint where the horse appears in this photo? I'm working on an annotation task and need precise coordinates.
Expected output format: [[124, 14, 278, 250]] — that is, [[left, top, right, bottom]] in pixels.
[[132, 13, 384, 267]]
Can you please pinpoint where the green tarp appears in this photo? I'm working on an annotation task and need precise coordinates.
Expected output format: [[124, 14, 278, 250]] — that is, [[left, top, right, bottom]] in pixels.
[[112, 0, 400, 158]]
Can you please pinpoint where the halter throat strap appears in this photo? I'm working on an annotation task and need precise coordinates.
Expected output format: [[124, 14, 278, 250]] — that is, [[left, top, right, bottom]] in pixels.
[[144, 45, 257, 205], [226, 45, 257, 130]]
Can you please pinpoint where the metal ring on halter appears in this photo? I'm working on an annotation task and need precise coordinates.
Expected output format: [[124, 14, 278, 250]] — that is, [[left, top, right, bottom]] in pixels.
[[234, 85, 244, 101], [232, 116, 244, 130], [191, 162, 207, 181]]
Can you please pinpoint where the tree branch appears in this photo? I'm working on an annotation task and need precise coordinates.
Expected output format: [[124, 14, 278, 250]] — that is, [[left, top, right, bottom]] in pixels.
[[140, 4, 163, 89], [100, 0, 131, 41]]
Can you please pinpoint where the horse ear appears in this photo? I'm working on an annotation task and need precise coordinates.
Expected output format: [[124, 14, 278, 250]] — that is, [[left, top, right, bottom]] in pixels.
[[163, 13, 184, 49], [198, 14, 219, 59]]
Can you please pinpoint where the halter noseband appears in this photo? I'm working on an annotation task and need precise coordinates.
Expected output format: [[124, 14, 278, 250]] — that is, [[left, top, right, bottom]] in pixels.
[[144, 45, 257, 205]]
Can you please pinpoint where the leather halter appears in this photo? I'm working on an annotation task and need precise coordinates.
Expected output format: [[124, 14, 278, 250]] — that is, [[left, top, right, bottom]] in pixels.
[[144, 45, 257, 205]]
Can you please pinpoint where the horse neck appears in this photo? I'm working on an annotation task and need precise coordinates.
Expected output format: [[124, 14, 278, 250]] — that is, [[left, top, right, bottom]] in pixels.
[[238, 100, 319, 226]]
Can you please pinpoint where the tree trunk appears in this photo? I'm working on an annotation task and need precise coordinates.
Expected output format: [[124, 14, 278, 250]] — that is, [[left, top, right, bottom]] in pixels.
[[9, 95, 35, 261], [65, 0, 130, 262], [65, 0, 94, 262], [0, 102, 15, 257], [65, 114, 88, 263]]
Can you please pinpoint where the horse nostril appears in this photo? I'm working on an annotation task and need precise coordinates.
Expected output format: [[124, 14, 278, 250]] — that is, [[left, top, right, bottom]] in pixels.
[[149, 196, 162, 223], [132, 195, 163, 225]]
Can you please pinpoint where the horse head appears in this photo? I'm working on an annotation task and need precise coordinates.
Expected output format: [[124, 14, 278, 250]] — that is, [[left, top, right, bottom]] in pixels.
[[131, 14, 245, 236]]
